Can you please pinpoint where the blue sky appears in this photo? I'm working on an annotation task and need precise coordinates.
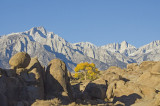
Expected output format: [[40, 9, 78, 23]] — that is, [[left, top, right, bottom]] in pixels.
[[0, 0, 160, 47]]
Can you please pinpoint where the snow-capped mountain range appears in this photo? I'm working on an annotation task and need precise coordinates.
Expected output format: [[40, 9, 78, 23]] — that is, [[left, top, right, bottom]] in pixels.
[[0, 27, 160, 71]]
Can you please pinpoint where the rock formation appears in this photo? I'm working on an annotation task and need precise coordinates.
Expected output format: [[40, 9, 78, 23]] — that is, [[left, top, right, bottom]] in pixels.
[[0, 53, 45, 105], [25, 57, 45, 101], [45, 59, 73, 101], [9, 52, 31, 69], [103, 61, 160, 105], [1, 52, 160, 106], [84, 79, 107, 99]]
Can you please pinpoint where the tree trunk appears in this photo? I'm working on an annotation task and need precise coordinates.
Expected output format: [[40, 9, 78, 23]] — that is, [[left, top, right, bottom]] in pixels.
[[84, 71, 87, 80]]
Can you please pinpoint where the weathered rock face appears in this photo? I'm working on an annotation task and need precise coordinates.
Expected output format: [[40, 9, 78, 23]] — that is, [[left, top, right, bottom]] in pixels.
[[101, 72, 122, 84], [0, 72, 25, 106], [107, 80, 156, 100], [6, 77, 23, 105], [45, 59, 73, 100], [132, 61, 160, 91], [103, 61, 160, 106], [127, 63, 139, 71], [1, 53, 77, 105], [84, 79, 107, 99], [106, 66, 125, 76], [138, 61, 157, 72], [9, 52, 31, 69], [137, 72, 160, 90], [24, 57, 45, 101], [27, 57, 45, 83], [150, 61, 160, 75], [0, 53, 46, 106]]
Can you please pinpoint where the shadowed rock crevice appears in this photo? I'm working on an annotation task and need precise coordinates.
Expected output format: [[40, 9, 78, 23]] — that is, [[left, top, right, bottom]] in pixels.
[[113, 93, 142, 106]]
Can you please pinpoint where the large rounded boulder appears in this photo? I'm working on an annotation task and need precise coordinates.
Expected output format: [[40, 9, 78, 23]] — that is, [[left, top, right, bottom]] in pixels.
[[9, 52, 31, 69], [84, 79, 107, 100], [45, 59, 73, 101]]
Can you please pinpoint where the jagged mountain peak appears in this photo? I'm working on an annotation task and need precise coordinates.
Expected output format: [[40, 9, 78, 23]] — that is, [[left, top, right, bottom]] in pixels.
[[30, 26, 46, 32], [73, 42, 97, 49], [121, 40, 128, 44], [120, 41, 136, 49], [74, 42, 95, 46], [29, 26, 47, 39], [139, 40, 160, 50], [120, 41, 128, 50], [121, 40, 128, 46], [30, 26, 47, 35], [0, 27, 160, 71], [101, 41, 136, 49], [28, 27, 64, 40], [149, 40, 160, 46]]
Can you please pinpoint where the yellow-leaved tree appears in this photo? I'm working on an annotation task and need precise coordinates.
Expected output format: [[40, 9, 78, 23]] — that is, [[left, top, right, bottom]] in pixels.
[[74, 62, 99, 80]]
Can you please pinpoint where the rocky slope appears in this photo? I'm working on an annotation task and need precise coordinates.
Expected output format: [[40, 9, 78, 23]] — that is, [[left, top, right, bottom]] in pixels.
[[0, 52, 73, 106], [0, 27, 160, 71], [1, 52, 160, 106], [129, 41, 160, 63], [0, 27, 109, 71]]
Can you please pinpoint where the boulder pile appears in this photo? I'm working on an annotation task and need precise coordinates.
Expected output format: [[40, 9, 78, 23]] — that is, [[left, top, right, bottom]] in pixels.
[[0, 52, 73, 106], [102, 61, 160, 106], [0, 52, 160, 106]]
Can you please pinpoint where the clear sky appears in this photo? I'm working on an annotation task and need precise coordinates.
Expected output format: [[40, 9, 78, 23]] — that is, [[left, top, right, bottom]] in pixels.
[[0, 0, 160, 47]]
